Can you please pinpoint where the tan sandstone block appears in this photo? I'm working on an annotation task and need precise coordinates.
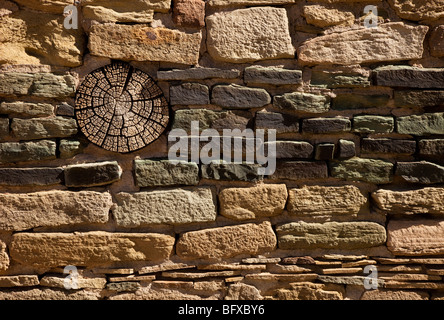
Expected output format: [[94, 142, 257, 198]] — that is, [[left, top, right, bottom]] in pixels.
[[0, 239, 9, 271], [0, 191, 113, 231], [0, 275, 39, 287], [303, 5, 354, 28], [176, 221, 277, 260], [287, 185, 366, 216], [389, 0, 444, 22], [387, 220, 444, 256], [219, 184, 287, 220], [208, 0, 295, 6], [206, 7, 294, 63], [88, 24, 201, 65], [10, 232, 175, 268], [372, 188, 444, 215], [298, 22, 428, 65]]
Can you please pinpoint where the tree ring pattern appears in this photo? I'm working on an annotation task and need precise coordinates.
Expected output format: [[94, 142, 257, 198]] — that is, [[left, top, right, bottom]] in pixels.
[[75, 62, 169, 153]]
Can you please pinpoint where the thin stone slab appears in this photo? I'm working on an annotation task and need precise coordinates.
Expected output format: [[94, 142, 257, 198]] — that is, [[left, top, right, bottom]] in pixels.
[[0, 167, 63, 186]]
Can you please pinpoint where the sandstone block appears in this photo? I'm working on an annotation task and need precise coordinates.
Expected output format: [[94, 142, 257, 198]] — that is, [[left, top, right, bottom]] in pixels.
[[59, 139, 85, 159], [201, 163, 263, 182], [330, 158, 394, 184], [0, 275, 39, 287], [397, 113, 444, 136], [89, 24, 201, 65], [338, 139, 355, 159], [81, 0, 171, 13], [0, 102, 54, 118], [298, 23, 428, 65], [170, 83, 209, 105], [390, 0, 444, 22], [176, 221, 277, 260], [219, 184, 287, 220], [40, 275, 107, 289], [135, 159, 199, 187], [302, 117, 351, 134], [157, 68, 240, 80], [287, 185, 366, 216], [274, 92, 330, 114], [0, 288, 101, 300], [173, 0, 205, 28], [0, 240, 9, 271], [208, 0, 295, 6], [270, 161, 328, 181], [0, 73, 76, 98], [11, 117, 77, 140], [372, 188, 444, 215], [244, 66, 302, 86], [430, 26, 444, 57], [211, 84, 271, 109], [361, 290, 429, 300], [353, 116, 394, 133], [0, 118, 8, 139], [64, 161, 122, 187], [113, 187, 217, 227], [387, 220, 444, 256], [374, 66, 444, 89], [394, 90, 444, 108], [206, 7, 294, 63], [311, 66, 371, 88], [255, 111, 299, 134], [0, 167, 63, 186], [419, 139, 444, 161], [0, 140, 56, 163], [277, 221, 386, 250], [0, 190, 112, 231], [303, 5, 354, 28], [10, 232, 175, 267], [361, 139, 416, 155], [332, 92, 390, 110], [82, 6, 154, 23], [267, 141, 313, 159], [396, 161, 444, 184]]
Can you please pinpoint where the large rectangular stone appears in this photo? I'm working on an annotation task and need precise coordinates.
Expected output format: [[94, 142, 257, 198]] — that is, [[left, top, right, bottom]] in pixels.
[[267, 141, 313, 159], [419, 139, 444, 161], [135, 159, 199, 187], [330, 158, 394, 184], [397, 113, 444, 136], [113, 187, 217, 227], [353, 115, 394, 133], [211, 84, 271, 109], [89, 24, 201, 65], [302, 117, 351, 134], [0, 275, 39, 288], [332, 92, 390, 110], [157, 68, 240, 80], [387, 220, 444, 256], [394, 90, 444, 108], [0, 167, 63, 186], [277, 221, 386, 250], [255, 111, 299, 134], [201, 163, 263, 182], [274, 92, 330, 114], [270, 161, 328, 181], [287, 186, 367, 216], [395, 161, 444, 184], [64, 161, 122, 187], [244, 66, 302, 85], [169, 83, 209, 105], [0, 102, 54, 118], [11, 117, 78, 140], [361, 139, 416, 155], [176, 221, 276, 260], [10, 232, 175, 267], [374, 66, 444, 88], [0, 140, 56, 163], [0, 191, 112, 231], [372, 188, 444, 215], [298, 22, 428, 65], [208, 0, 295, 6]]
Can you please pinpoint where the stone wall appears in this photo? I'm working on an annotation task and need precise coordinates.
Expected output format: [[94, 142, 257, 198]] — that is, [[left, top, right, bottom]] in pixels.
[[0, 0, 444, 301]]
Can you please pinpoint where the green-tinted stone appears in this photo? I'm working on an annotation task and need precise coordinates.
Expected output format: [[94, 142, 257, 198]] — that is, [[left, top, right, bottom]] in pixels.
[[273, 92, 330, 114], [59, 139, 85, 159], [244, 66, 302, 85], [11, 117, 78, 140], [311, 67, 370, 88], [0, 102, 54, 118], [201, 162, 263, 181], [276, 221, 387, 249], [106, 282, 141, 292], [0, 140, 56, 163], [211, 84, 271, 109], [397, 113, 444, 136], [135, 159, 199, 187], [330, 158, 394, 184], [353, 115, 394, 133]]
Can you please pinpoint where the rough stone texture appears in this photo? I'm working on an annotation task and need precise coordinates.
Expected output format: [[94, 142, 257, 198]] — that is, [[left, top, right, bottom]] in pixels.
[[208, 0, 295, 6], [0, 288, 102, 300], [275, 282, 343, 300], [0, 102, 54, 118], [113, 187, 217, 227], [372, 188, 444, 215], [0, 73, 76, 98], [374, 66, 444, 89], [303, 5, 354, 28], [0, 191, 112, 231], [135, 160, 199, 187], [170, 83, 209, 105], [0, 140, 56, 163], [59, 140, 85, 159], [389, 0, 444, 21], [0, 9, 84, 66], [430, 26, 444, 57], [157, 68, 240, 80], [287, 186, 367, 216], [302, 118, 351, 134], [0, 276, 39, 288], [171, 109, 250, 133], [211, 84, 271, 109], [332, 93, 390, 110], [255, 111, 299, 134], [64, 161, 122, 187], [0, 118, 8, 139], [277, 221, 386, 250], [397, 113, 444, 136], [419, 139, 444, 161], [40, 275, 107, 289], [11, 117, 78, 140], [10, 232, 175, 267], [394, 90, 444, 108], [225, 283, 263, 300], [353, 116, 394, 134], [396, 161, 444, 184], [244, 66, 302, 85], [311, 66, 371, 88], [0, 167, 63, 186], [201, 163, 263, 182], [338, 140, 356, 159], [298, 23, 428, 65], [219, 184, 287, 220], [270, 161, 328, 181], [82, 6, 154, 23], [361, 290, 429, 300], [267, 141, 313, 159], [81, 0, 171, 13], [0, 240, 9, 271], [274, 92, 330, 114], [330, 158, 394, 184], [89, 24, 202, 65], [387, 220, 444, 256], [173, 0, 205, 28], [176, 221, 277, 260], [361, 139, 416, 155], [206, 7, 294, 63]]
